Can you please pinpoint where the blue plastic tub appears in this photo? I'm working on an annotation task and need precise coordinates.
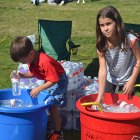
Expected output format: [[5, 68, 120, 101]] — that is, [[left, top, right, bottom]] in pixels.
[[0, 88, 54, 140]]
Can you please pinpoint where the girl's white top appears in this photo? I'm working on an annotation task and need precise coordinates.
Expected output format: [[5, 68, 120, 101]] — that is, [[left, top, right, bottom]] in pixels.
[[105, 33, 137, 85]]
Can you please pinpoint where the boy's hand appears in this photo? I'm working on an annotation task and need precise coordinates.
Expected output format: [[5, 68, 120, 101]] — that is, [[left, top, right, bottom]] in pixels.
[[30, 81, 55, 98], [30, 88, 40, 98]]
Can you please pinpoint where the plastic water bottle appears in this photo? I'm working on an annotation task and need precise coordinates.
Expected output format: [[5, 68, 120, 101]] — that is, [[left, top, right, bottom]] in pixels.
[[11, 78, 21, 96], [18, 63, 29, 74], [116, 101, 138, 113], [0, 99, 16, 107], [0, 99, 23, 107], [27, 35, 36, 46], [14, 99, 23, 107], [128, 104, 140, 113]]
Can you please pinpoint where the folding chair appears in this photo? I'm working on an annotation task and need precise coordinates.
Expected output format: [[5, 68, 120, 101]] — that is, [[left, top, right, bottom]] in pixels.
[[38, 19, 80, 61], [124, 23, 140, 89]]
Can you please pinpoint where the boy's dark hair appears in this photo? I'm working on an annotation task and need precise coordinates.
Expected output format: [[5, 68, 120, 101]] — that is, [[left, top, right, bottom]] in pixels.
[[10, 36, 33, 62]]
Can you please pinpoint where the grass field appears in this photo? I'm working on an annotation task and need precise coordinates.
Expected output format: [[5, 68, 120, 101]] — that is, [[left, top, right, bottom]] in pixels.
[[0, 0, 140, 139]]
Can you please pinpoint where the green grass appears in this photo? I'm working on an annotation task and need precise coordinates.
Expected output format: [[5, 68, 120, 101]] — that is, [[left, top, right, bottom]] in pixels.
[[0, 0, 140, 139], [0, 0, 140, 92]]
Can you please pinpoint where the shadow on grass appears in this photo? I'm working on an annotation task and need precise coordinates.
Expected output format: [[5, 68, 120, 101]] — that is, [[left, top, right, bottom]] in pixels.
[[84, 58, 99, 79], [64, 130, 80, 140]]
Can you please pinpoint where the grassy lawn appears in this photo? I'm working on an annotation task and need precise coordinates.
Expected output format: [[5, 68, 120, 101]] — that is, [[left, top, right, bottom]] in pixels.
[[0, 0, 140, 139]]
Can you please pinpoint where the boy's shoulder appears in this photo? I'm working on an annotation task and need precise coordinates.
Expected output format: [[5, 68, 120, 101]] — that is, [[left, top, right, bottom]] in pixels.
[[39, 52, 51, 59], [39, 52, 59, 64]]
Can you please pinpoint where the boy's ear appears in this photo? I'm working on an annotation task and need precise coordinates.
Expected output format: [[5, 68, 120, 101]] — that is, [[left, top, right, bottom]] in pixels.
[[30, 50, 34, 55]]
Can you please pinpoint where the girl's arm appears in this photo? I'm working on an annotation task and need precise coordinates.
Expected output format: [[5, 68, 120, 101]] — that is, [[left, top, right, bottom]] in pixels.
[[95, 51, 107, 103], [123, 40, 140, 94]]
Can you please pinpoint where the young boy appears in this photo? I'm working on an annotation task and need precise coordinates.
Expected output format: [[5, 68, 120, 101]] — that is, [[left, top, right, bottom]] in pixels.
[[10, 36, 68, 140]]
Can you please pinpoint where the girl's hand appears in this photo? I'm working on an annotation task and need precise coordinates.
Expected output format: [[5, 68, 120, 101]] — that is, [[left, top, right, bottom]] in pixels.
[[95, 95, 104, 104], [123, 81, 135, 95], [30, 88, 41, 98]]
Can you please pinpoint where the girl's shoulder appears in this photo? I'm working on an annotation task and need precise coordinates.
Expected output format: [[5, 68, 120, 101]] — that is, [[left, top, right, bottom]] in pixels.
[[126, 33, 139, 48], [126, 32, 137, 41]]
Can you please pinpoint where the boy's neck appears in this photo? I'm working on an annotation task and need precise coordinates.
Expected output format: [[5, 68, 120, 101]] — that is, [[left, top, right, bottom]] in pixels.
[[32, 51, 39, 64]]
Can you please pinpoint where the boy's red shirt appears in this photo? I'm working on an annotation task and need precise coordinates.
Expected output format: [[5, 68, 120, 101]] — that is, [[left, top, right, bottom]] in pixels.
[[28, 52, 65, 83]]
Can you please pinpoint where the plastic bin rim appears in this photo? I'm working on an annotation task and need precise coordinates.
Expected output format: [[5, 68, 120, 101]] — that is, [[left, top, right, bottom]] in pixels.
[[76, 96, 140, 121], [0, 88, 53, 113], [0, 103, 51, 113]]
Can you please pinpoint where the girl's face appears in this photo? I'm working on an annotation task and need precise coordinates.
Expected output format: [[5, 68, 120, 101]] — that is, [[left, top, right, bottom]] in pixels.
[[99, 17, 117, 39], [19, 50, 35, 64]]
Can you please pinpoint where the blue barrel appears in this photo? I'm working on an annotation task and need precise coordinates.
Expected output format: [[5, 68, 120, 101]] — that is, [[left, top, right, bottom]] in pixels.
[[0, 88, 54, 140]]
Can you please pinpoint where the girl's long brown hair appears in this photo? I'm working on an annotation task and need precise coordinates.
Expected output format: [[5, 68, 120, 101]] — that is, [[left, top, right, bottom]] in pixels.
[[96, 6, 126, 55]]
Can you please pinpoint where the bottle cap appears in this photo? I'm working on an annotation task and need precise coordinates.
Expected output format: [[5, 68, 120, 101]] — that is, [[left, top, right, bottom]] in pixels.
[[11, 78, 19, 82], [10, 99, 16, 107]]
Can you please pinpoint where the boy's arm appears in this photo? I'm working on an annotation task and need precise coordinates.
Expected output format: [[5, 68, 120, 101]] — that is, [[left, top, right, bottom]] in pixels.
[[19, 71, 34, 78], [30, 81, 56, 98]]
